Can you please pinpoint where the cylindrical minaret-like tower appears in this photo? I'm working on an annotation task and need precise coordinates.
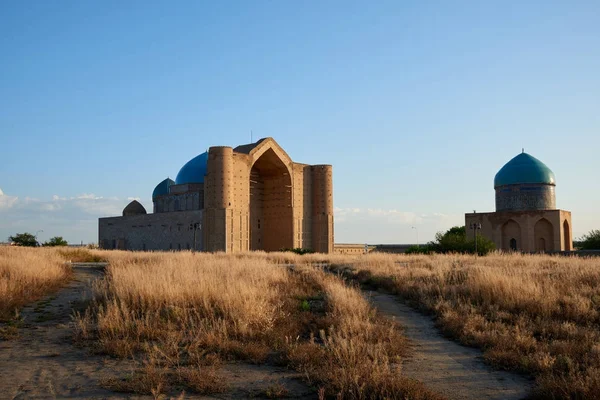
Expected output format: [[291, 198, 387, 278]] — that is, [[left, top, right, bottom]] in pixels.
[[494, 152, 556, 212], [205, 146, 233, 209], [311, 164, 334, 253], [204, 146, 234, 251]]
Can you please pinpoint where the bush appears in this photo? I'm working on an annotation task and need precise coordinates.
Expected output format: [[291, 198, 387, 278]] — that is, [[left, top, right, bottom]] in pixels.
[[280, 248, 315, 255], [43, 236, 68, 247], [412, 226, 495, 256], [576, 230, 600, 250], [405, 244, 436, 254], [8, 233, 38, 247]]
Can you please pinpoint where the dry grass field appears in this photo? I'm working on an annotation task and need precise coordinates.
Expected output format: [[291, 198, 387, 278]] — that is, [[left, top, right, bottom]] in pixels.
[[3, 247, 598, 399], [0, 247, 72, 321], [325, 252, 600, 399], [75, 250, 440, 399]]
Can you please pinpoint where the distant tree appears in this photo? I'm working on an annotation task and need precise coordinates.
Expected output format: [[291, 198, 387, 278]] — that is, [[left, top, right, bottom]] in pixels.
[[577, 230, 600, 250], [435, 226, 471, 253], [404, 244, 436, 254], [9, 233, 38, 247], [43, 236, 68, 247], [411, 226, 495, 256]]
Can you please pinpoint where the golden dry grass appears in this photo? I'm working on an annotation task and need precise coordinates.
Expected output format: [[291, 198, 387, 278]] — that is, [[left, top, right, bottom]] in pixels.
[[76, 250, 442, 399], [0, 247, 72, 321], [325, 252, 600, 399]]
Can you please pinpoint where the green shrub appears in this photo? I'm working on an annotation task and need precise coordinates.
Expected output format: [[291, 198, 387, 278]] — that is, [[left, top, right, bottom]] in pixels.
[[404, 244, 435, 254], [280, 248, 315, 255], [576, 230, 600, 250], [43, 236, 68, 247], [407, 226, 495, 256], [8, 233, 38, 247]]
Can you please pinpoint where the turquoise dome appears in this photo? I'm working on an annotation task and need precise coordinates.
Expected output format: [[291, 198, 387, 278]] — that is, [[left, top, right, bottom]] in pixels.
[[494, 153, 555, 188], [152, 178, 174, 199], [175, 152, 208, 185]]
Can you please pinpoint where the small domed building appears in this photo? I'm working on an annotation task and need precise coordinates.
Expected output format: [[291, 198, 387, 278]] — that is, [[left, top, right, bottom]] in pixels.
[[465, 151, 572, 252], [99, 137, 334, 253]]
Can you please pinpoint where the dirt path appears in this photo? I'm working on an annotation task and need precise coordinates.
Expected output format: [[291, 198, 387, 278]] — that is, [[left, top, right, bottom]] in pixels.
[[0, 263, 141, 399], [367, 291, 533, 400], [0, 263, 315, 400]]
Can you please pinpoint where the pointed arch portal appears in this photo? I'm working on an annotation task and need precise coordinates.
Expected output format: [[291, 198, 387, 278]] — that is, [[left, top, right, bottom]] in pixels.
[[534, 218, 554, 252], [563, 220, 571, 251], [502, 220, 521, 251], [249, 148, 293, 251]]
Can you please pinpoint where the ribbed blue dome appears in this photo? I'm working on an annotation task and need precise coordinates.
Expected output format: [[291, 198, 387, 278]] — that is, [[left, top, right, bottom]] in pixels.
[[152, 178, 174, 199], [494, 153, 555, 188], [175, 152, 208, 185]]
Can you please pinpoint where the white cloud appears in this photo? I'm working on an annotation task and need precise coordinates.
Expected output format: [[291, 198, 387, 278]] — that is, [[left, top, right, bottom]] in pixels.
[[334, 207, 422, 225], [334, 206, 463, 244], [0, 188, 18, 210], [0, 189, 149, 244], [0, 188, 463, 245]]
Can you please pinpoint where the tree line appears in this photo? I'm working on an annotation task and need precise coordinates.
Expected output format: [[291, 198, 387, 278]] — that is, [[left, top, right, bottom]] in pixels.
[[8, 233, 68, 247], [406, 226, 600, 255]]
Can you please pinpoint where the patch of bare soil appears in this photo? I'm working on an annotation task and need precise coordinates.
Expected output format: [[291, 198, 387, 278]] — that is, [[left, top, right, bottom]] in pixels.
[[367, 291, 532, 400], [0, 264, 315, 399], [0, 264, 136, 399]]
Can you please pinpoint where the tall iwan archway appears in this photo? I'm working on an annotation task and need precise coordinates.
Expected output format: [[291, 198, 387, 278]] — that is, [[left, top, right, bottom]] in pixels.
[[249, 148, 293, 251]]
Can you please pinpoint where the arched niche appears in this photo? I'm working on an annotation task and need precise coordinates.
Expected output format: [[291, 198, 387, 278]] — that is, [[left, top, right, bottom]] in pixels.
[[534, 218, 554, 252], [563, 220, 571, 251], [502, 219, 521, 251]]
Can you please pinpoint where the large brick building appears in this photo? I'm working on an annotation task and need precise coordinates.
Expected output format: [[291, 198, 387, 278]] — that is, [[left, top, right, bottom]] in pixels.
[[99, 138, 333, 253], [465, 151, 572, 252]]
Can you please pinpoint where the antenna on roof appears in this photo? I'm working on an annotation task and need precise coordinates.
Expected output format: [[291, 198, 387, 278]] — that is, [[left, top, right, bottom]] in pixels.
[[522, 148, 525, 153]]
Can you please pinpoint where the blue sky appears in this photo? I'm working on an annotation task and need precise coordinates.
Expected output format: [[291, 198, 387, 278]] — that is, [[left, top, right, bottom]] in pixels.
[[1, 1, 598, 244]]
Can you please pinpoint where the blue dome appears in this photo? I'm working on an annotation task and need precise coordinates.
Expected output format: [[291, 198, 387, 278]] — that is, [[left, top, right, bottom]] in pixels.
[[494, 153, 555, 188], [152, 178, 174, 199], [175, 152, 208, 185]]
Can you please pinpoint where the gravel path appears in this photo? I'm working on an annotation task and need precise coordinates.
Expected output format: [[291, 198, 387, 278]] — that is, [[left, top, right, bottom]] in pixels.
[[367, 291, 533, 400]]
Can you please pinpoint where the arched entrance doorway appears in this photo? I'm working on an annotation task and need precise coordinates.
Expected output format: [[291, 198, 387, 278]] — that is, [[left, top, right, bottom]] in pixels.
[[538, 237, 546, 252], [563, 220, 571, 251], [249, 148, 293, 251], [534, 218, 554, 253], [502, 220, 521, 251]]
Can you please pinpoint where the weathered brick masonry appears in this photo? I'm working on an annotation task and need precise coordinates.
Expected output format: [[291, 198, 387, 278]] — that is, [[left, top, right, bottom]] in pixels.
[[99, 137, 334, 253]]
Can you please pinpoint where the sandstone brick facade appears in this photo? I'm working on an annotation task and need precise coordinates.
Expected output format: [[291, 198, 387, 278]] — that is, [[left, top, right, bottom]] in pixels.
[[465, 210, 572, 252], [466, 152, 572, 253], [99, 137, 334, 253]]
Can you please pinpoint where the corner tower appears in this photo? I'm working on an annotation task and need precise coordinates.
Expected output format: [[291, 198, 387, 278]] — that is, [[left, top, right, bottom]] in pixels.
[[311, 165, 334, 253], [203, 146, 234, 252]]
